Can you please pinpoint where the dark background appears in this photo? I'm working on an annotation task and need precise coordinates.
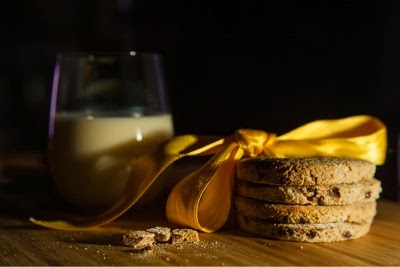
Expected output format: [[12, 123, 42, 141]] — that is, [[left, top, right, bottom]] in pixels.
[[1, 0, 399, 200]]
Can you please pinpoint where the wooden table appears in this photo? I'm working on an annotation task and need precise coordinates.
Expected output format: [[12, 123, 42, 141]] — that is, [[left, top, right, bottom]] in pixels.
[[1, 154, 400, 266]]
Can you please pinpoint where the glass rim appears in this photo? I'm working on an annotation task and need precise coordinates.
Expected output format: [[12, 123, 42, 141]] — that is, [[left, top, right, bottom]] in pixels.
[[56, 51, 162, 59]]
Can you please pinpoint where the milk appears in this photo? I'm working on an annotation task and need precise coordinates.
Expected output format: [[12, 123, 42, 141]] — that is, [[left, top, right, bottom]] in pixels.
[[50, 113, 174, 210]]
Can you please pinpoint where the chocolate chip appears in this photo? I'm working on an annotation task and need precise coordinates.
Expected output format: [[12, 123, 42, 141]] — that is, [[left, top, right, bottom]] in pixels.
[[278, 228, 295, 237], [365, 191, 371, 199], [306, 230, 317, 239], [332, 187, 341, 198], [299, 216, 310, 224], [342, 231, 352, 238], [307, 187, 316, 194], [282, 215, 290, 223]]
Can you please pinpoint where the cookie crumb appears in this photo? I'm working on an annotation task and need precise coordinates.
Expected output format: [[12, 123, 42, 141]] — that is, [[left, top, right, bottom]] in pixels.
[[171, 228, 199, 244], [146, 226, 172, 243], [122, 230, 155, 250]]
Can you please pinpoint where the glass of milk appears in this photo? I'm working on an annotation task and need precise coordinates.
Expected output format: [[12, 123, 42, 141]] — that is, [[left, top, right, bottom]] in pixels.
[[48, 52, 174, 211]]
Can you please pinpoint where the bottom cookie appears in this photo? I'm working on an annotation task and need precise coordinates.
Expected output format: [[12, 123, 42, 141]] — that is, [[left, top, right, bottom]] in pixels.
[[237, 214, 372, 243]]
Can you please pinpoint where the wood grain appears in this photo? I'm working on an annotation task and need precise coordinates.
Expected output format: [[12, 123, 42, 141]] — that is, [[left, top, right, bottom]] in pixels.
[[0, 200, 399, 266]]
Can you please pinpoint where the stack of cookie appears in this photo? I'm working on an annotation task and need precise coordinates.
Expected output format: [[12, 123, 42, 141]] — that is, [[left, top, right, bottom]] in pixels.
[[234, 157, 382, 243]]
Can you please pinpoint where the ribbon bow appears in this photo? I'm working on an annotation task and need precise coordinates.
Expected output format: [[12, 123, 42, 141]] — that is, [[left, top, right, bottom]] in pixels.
[[30, 115, 387, 232]]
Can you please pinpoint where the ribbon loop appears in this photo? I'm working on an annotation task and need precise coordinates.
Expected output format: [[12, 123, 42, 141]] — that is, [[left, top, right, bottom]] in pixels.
[[166, 143, 242, 232]]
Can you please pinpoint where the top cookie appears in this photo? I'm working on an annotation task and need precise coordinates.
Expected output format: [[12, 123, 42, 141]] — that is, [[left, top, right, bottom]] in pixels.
[[236, 157, 376, 186]]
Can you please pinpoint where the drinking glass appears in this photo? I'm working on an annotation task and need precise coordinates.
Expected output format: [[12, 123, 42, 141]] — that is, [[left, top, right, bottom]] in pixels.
[[48, 51, 174, 210]]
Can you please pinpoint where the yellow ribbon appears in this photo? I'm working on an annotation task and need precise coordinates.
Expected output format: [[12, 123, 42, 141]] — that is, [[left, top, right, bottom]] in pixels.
[[30, 115, 387, 232]]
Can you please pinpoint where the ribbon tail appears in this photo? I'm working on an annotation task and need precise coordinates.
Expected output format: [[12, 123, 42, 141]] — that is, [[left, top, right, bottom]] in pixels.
[[166, 143, 242, 233], [30, 135, 226, 230]]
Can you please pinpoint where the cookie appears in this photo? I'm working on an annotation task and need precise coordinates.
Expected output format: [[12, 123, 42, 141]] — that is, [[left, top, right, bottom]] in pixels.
[[122, 230, 155, 250], [235, 178, 381, 205], [146, 226, 172, 243], [236, 157, 376, 186], [235, 195, 377, 224], [237, 214, 372, 243], [171, 228, 199, 244]]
